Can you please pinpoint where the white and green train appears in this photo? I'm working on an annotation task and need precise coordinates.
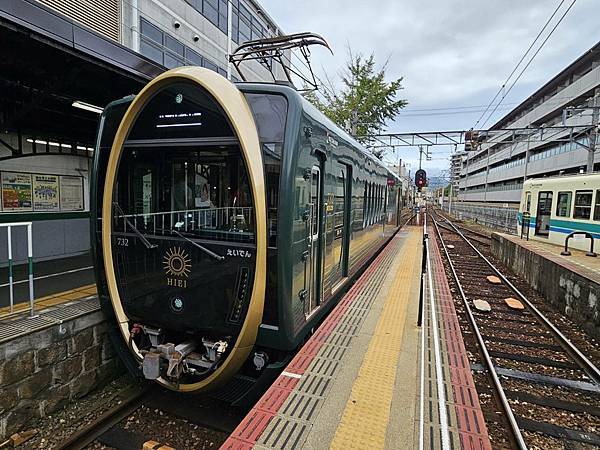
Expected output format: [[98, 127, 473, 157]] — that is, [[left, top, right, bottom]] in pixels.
[[518, 174, 600, 252]]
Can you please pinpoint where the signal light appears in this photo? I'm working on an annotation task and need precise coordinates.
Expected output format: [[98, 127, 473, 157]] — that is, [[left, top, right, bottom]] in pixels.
[[415, 169, 427, 189]]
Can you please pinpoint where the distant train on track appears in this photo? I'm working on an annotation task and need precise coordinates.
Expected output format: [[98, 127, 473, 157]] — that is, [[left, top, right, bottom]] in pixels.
[[518, 174, 600, 252], [91, 67, 407, 402]]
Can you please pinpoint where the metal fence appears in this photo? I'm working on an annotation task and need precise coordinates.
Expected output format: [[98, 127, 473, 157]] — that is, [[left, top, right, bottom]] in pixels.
[[1, 222, 35, 318], [442, 203, 518, 233]]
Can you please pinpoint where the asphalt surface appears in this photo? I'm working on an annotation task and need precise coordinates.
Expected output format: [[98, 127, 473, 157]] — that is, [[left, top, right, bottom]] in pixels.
[[0, 253, 95, 308]]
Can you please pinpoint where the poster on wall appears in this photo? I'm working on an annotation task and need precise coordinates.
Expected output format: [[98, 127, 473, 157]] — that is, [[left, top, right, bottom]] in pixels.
[[59, 176, 84, 211], [1, 172, 33, 211], [32, 174, 60, 211]]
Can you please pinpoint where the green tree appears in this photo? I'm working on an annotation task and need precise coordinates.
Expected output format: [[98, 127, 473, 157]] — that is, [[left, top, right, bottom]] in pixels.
[[304, 50, 407, 159]]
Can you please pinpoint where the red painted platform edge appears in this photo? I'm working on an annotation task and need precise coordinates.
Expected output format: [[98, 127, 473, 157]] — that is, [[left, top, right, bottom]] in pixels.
[[428, 225, 493, 450], [219, 232, 402, 450]]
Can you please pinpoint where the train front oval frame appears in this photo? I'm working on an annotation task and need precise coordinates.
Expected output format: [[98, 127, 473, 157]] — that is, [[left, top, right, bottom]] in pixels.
[[101, 67, 267, 392]]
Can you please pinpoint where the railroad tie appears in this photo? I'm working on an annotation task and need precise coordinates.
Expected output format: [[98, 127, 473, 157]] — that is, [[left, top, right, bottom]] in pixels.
[[143, 440, 175, 450]]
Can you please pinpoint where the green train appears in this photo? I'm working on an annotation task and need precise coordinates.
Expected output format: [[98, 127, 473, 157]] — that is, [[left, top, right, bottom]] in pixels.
[[91, 67, 406, 402]]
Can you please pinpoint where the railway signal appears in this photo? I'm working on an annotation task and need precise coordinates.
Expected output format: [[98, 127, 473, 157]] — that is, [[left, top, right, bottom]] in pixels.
[[415, 169, 427, 190]]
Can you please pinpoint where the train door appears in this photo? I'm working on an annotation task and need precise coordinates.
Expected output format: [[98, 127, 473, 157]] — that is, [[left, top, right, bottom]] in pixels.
[[331, 163, 351, 291], [305, 164, 324, 316], [535, 191, 553, 236]]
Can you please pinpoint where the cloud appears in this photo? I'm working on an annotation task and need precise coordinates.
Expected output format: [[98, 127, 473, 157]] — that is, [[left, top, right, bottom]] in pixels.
[[258, 0, 598, 172]]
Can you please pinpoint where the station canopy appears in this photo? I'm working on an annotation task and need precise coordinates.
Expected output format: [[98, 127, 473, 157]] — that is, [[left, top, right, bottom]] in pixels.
[[0, 1, 164, 159]]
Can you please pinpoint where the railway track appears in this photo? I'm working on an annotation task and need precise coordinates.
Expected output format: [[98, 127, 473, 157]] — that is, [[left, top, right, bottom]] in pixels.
[[429, 212, 600, 449], [55, 385, 240, 450]]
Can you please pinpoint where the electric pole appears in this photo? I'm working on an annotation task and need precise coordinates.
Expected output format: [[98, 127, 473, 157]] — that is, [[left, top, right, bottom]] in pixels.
[[587, 93, 599, 173]]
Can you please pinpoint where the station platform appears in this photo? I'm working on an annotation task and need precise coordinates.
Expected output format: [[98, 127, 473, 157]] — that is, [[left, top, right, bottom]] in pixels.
[[222, 225, 491, 450], [493, 232, 600, 284], [0, 253, 95, 310], [492, 232, 600, 340], [0, 284, 97, 318]]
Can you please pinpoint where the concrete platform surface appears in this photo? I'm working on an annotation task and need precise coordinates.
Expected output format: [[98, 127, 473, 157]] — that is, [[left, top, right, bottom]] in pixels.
[[222, 225, 491, 449]]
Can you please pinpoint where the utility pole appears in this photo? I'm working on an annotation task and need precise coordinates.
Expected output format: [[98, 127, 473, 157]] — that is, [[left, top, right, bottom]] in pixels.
[[587, 93, 599, 173], [449, 180, 454, 215]]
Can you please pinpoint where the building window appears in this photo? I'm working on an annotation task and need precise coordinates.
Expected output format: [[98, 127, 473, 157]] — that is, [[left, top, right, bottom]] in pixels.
[[555, 191, 572, 217], [140, 19, 163, 44], [186, 0, 229, 33], [573, 190, 593, 219], [139, 17, 226, 75], [230, 1, 269, 44], [186, 48, 203, 66]]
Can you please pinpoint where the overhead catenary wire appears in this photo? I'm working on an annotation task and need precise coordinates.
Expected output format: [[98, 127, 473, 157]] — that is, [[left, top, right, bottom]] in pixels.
[[474, 0, 571, 129], [480, 0, 577, 128]]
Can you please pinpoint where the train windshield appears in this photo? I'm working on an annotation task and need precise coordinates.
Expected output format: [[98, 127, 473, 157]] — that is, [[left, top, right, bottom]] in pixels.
[[114, 145, 254, 243], [113, 81, 255, 244]]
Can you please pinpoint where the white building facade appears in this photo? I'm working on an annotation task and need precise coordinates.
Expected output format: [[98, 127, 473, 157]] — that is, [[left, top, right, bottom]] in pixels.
[[458, 42, 600, 204]]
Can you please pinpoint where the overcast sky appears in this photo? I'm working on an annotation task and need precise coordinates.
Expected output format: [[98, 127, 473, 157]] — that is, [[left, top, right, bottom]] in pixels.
[[259, 0, 598, 178]]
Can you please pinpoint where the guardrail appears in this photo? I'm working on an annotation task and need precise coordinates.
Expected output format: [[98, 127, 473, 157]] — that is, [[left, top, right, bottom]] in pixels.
[[1, 222, 35, 318], [442, 203, 518, 233], [561, 231, 598, 257]]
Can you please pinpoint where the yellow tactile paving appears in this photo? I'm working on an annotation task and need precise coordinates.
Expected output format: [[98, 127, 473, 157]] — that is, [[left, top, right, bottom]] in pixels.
[[330, 229, 421, 450], [0, 283, 97, 317]]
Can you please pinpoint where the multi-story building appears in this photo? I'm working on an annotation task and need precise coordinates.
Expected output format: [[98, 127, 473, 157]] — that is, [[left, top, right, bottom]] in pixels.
[[37, 0, 284, 81], [458, 41, 600, 204], [450, 151, 465, 192]]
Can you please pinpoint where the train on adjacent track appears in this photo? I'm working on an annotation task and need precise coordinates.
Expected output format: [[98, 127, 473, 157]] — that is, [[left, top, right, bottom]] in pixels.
[[518, 174, 600, 252], [91, 67, 407, 403]]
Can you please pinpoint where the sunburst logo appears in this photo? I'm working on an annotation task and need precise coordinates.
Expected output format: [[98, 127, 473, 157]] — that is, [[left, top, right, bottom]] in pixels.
[[163, 246, 192, 278]]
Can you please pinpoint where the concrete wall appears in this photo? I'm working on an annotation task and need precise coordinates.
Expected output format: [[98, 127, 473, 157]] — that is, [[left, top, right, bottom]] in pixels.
[[0, 310, 122, 439], [492, 234, 600, 341]]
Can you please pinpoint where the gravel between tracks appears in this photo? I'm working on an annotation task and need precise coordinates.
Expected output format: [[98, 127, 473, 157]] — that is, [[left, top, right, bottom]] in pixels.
[[19, 375, 138, 449]]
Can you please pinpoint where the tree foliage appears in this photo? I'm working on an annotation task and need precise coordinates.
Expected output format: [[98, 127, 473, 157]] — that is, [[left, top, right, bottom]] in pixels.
[[304, 50, 407, 159]]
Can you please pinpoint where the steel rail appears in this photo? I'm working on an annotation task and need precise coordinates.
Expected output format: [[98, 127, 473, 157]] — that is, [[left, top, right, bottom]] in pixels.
[[429, 214, 528, 449], [435, 221, 491, 247], [56, 388, 148, 450], [442, 217, 600, 384]]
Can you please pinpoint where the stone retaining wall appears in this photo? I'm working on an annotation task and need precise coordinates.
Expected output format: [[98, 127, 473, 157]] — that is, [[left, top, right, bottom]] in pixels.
[[492, 234, 600, 341], [0, 310, 122, 439]]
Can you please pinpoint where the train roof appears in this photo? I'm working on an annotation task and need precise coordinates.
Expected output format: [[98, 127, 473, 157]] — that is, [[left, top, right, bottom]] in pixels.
[[236, 81, 399, 181], [524, 173, 600, 188]]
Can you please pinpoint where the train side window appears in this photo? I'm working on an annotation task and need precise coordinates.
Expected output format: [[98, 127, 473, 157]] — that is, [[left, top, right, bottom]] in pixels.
[[363, 182, 368, 227], [369, 182, 373, 225], [573, 190, 593, 219], [525, 192, 531, 213], [555, 191, 572, 218], [594, 190, 600, 221]]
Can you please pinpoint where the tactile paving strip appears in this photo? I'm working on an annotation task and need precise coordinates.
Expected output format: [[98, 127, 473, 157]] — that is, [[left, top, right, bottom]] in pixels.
[[0, 297, 100, 344], [427, 226, 492, 450], [222, 232, 407, 450]]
